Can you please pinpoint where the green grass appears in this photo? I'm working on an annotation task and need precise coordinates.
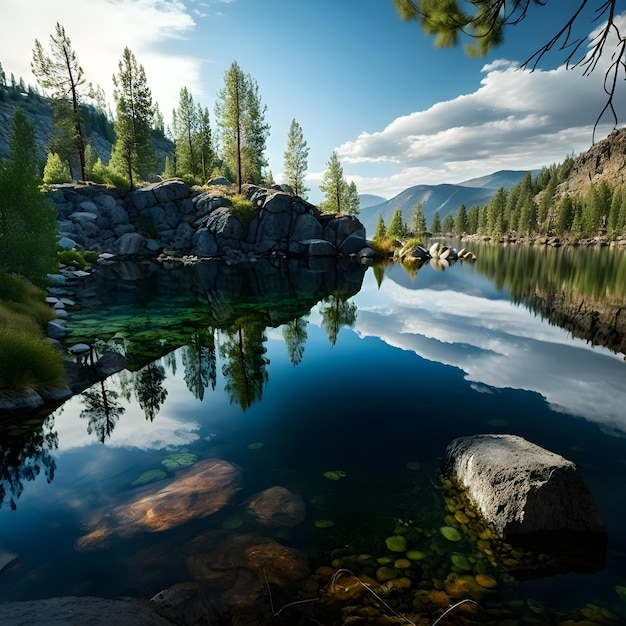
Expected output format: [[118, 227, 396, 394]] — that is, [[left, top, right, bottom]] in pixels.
[[0, 271, 64, 391], [370, 237, 400, 257], [0, 325, 64, 390], [229, 194, 258, 232]]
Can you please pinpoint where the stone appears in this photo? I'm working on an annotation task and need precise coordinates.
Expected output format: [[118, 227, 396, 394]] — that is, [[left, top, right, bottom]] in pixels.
[[443, 434, 607, 570], [76, 459, 241, 550], [116, 232, 146, 255], [0, 597, 172, 625], [246, 485, 306, 528]]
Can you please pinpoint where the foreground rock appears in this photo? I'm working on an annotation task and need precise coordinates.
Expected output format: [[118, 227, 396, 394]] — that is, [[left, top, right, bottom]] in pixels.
[[76, 459, 241, 551], [443, 434, 607, 568], [0, 596, 174, 625]]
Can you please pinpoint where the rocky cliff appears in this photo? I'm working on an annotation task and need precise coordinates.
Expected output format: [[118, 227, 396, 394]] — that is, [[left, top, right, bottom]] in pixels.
[[48, 179, 373, 263]]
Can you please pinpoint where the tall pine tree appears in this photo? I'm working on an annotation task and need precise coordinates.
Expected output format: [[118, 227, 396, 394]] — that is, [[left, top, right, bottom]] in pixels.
[[283, 119, 309, 198], [215, 61, 269, 192], [32, 23, 87, 180], [110, 47, 155, 188]]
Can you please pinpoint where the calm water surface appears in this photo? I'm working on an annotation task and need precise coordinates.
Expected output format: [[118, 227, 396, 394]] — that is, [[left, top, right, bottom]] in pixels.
[[1, 244, 625, 624]]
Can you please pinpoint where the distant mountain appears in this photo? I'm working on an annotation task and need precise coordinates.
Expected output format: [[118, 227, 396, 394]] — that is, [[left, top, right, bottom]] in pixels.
[[358, 194, 387, 209], [359, 170, 533, 235]]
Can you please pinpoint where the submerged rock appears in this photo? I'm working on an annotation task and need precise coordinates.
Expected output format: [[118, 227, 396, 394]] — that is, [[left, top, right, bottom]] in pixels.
[[76, 459, 241, 551]]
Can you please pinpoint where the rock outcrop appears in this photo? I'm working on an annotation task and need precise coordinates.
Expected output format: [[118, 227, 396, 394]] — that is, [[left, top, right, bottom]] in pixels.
[[442, 434, 607, 570], [47, 179, 373, 261]]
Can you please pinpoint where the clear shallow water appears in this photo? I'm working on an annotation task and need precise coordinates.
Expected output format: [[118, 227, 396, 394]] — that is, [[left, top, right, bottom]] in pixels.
[[1, 248, 626, 624]]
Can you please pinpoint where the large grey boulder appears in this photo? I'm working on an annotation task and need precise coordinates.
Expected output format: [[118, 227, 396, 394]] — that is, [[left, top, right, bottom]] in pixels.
[[443, 434, 604, 537], [444, 434, 609, 575]]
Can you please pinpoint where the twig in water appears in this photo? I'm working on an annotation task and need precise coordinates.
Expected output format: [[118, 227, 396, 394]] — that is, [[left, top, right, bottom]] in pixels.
[[431, 598, 479, 625], [330, 568, 418, 626], [263, 568, 320, 617]]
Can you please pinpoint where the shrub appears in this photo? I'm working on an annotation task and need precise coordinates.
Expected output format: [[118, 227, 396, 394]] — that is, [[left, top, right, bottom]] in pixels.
[[91, 158, 130, 190], [42, 152, 72, 184], [229, 194, 258, 232], [370, 237, 399, 257], [0, 325, 64, 390]]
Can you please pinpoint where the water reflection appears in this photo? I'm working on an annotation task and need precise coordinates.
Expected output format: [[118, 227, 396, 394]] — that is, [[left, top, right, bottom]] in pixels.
[[0, 416, 58, 510]]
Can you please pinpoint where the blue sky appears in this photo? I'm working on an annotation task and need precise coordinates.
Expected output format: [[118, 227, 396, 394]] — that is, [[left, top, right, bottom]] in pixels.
[[2, 0, 625, 203]]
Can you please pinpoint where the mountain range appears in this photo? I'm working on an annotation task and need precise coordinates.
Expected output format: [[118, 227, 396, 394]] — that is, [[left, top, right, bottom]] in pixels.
[[358, 170, 536, 234]]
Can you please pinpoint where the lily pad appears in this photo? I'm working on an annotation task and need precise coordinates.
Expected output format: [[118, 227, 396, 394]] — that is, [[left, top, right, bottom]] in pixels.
[[131, 469, 167, 487], [161, 452, 198, 471], [616, 586, 626, 603], [314, 519, 336, 529], [451, 553, 472, 571], [440, 526, 462, 542], [247, 442, 264, 450], [406, 550, 427, 561], [385, 535, 408, 552], [323, 470, 347, 480]]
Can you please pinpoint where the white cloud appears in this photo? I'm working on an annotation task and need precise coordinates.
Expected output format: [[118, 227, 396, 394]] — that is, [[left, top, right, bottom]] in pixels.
[[0, 0, 202, 125], [337, 20, 626, 197]]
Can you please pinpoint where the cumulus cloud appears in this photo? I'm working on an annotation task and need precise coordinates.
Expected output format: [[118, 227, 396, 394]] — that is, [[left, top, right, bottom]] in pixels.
[[337, 20, 626, 197]]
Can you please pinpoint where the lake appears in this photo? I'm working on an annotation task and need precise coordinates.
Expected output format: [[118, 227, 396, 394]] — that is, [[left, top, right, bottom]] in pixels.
[[0, 242, 625, 625]]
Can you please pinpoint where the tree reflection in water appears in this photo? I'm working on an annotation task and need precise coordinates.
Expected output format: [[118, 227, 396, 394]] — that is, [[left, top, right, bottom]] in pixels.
[[0, 415, 58, 510], [319, 293, 357, 346], [181, 328, 217, 401], [80, 380, 126, 443], [134, 362, 168, 422]]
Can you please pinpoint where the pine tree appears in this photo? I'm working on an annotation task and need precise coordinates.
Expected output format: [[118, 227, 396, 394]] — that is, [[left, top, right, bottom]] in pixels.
[[407, 202, 427, 237], [110, 47, 155, 189], [344, 180, 360, 216], [455, 204, 469, 234], [0, 108, 58, 286], [374, 214, 387, 240], [429, 211, 441, 234], [387, 206, 405, 239], [442, 214, 455, 234], [31, 23, 87, 180], [215, 61, 269, 192], [283, 119, 309, 198], [195, 105, 215, 182], [319, 151, 348, 214], [172, 87, 199, 179]]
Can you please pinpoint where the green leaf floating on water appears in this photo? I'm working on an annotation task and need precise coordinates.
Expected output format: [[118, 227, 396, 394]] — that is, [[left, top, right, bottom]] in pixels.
[[247, 442, 264, 450], [131, 469, 167, 487], [314, 520, 336, 529], [323, 470, 347, 480], [616, 585, 626, 603], [440, 526, 462, 541], [385, 535, 408, 552], [161, 452, 198, 471]]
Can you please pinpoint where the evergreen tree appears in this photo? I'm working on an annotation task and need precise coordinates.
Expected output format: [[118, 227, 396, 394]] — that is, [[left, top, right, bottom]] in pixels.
[[467, 205, 480, 233], [386, 206, 405, 239], [319, 151, 348, 214], [31, 23, 87, 180], [172, 86, 199, 179], [110, 47, 155, 189], [429, 211, 441, 234], [344, 180, 360, 216], [0, 109, 58, 286], [215, 61, 269, 192], [442, 214, 455, 234], [455, 204, 469, 234], [42, 152, 72, 184], [283, 118, 309, 198], [195, 105, 215, 182], [374, 214, 387, 240], [407, 202, 427, 236]]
